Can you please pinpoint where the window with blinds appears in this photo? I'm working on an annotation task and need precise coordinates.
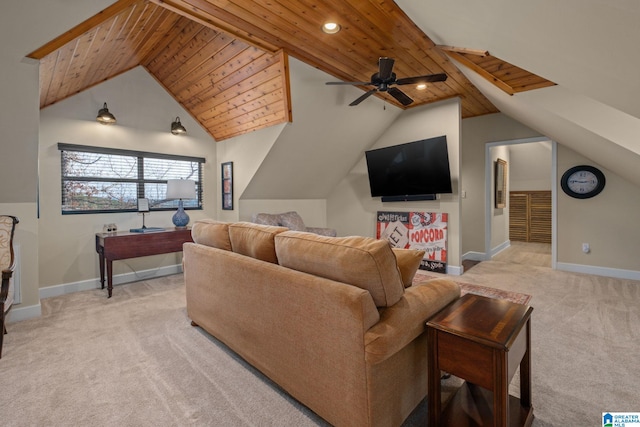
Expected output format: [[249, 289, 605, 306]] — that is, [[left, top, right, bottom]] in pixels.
[[58, 143, 205, 214]]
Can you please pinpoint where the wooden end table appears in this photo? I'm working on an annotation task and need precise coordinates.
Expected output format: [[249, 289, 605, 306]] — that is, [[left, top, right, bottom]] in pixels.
[[95, 228, 193, 298], [427, 293, 534, 427]]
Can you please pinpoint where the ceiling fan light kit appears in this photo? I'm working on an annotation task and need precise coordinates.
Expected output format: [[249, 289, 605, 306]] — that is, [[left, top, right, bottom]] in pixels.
[[326, 57, 447, 106]]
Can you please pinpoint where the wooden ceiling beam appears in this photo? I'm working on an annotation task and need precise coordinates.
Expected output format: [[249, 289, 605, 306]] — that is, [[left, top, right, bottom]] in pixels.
[[443, 50, 516, 96], [437, 45, 490, 57]]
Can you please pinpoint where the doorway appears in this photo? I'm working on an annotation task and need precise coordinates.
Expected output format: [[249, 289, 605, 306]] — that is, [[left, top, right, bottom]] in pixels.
[[484, 137, 556, 268]]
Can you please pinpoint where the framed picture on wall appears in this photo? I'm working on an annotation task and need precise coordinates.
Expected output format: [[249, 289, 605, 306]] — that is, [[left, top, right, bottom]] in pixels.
[[495, 158, 507, 208], [222, 161, 233, 210]]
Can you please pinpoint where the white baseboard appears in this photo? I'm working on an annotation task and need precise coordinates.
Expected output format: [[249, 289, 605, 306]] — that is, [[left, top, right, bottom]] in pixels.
[[6, 303, 42, 324], [556, 262, 640, 281], [462, 251, 486, 262], [39, 264, 184, 300], [446, 265, 463, 276], [491, 240, 511, 258]]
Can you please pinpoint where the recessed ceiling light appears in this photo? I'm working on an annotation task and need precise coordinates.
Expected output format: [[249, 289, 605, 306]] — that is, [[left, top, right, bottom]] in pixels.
[[416, 83, 427, 90], [322, 22, 341, 34]]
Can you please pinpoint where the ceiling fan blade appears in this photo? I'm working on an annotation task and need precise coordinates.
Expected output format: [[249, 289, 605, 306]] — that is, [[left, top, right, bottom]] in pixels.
[[395, 73, 448, 86], [326, 81, 371, 86], [387, 87, 413, 106], [378, 57, 395, 80], [349, 89, 377, 106]]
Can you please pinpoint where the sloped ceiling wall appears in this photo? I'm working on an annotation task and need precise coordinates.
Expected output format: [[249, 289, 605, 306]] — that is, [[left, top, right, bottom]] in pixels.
[[398, 0, 640, 187], [242, 57, 402, 199]]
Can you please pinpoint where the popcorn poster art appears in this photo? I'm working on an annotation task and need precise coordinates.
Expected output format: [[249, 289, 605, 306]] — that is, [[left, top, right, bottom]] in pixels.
[[376, 211, 448, 273]]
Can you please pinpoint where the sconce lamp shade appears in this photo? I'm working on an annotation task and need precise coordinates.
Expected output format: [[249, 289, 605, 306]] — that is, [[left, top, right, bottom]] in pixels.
[[96, 103, 116, 125], [171, 117, 187, 135], [166, 179, 196, 228]]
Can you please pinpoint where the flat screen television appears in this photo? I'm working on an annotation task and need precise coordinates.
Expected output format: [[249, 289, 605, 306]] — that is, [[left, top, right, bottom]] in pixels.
[[365, 136, 452, 201]]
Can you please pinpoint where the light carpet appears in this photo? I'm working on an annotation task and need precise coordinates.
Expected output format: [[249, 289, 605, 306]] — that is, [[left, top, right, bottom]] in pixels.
[[2, 260, 639, 426], [1, 275, 326, 426]]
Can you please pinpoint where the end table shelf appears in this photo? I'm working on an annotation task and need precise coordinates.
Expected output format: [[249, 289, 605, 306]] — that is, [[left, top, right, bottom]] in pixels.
[[427, 293, 534, 427]]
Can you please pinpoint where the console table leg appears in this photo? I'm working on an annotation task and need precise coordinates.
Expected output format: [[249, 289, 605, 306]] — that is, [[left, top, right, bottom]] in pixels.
[[98, 250, 105, 289], [106, 260, 113, 298]]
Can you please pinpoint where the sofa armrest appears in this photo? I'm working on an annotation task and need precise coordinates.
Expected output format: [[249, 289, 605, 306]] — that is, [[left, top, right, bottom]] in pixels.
[[364, 278, 460, 364]]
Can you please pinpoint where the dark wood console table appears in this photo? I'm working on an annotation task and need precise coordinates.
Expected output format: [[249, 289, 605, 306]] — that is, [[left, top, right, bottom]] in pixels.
[[427, 293, 534, 427], [95, 228, 193, 297]]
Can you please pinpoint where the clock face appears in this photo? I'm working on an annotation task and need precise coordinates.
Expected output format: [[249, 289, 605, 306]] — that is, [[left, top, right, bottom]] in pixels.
[[567, 170, 599, 194], [561, 165, 605, 199]]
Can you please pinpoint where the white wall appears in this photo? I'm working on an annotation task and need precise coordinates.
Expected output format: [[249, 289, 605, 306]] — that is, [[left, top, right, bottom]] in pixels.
[[38, 67, 217, 289], [1, 0, 115, 318], [242, 58, 401, 200], [216, 123, 285, 222], [328, 98, 463, 273], [557, 145, 640, 277], [509, 141, 552, 191], [239, 199, 327, 227], [460, 114, 541, 256], [232, 57, 401, 228]]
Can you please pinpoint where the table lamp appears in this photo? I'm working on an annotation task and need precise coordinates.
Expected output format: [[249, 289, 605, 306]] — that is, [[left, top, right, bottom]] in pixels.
[[166, 179, 196, 228]]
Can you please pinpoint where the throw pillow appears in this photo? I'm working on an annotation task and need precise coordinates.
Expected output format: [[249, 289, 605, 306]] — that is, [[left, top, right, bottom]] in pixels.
[[278, 211, 306, 231], [392, 248, 425, 287], [275, 231, 405, 307], [252, 213, 281, 227], [229, 222, 289, 263], [191, 219, 232, 251]]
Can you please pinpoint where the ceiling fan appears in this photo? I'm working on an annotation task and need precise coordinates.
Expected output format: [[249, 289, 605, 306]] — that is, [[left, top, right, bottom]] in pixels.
[[326, 57, 447, 106]]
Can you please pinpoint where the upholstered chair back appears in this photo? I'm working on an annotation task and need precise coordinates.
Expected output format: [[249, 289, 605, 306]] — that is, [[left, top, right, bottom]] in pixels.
[[0, 215, 18, 309], [1, 215, 18, 358]]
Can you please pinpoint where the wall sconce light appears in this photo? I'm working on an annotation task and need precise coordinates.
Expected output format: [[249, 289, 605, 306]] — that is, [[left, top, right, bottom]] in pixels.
[[171, 117, 187, 135], [166, 179, 196, 228], [96, 102, 116, 125]]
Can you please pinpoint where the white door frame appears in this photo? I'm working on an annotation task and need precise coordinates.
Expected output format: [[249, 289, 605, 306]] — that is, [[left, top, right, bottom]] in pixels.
[[484, 137, 557, 268]]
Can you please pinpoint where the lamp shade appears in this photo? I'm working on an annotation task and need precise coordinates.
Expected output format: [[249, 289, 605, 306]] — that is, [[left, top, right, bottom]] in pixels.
[[96, 102, 116, 125], [166, 179, 196, 200], [171, 117, 187, 135]]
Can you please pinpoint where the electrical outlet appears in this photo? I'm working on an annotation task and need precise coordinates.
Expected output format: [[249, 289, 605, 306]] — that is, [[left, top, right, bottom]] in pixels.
[[582, 243, 590, 253]]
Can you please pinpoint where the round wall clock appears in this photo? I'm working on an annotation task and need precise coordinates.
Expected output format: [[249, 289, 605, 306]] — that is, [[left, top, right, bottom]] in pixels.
[[560, 165, 606, 199]]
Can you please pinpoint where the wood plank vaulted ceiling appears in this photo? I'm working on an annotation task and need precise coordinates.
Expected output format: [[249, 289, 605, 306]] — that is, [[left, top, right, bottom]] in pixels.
[[28, 0, 555, 141]]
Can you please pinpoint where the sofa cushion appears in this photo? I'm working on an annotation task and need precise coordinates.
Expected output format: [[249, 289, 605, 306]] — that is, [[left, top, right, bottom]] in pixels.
[[274, 231, 405, 307], [392, 248, 425, 287], [229, 222, 289, 263], [278, 211, 306, 231], [191, 219, 232, 251]]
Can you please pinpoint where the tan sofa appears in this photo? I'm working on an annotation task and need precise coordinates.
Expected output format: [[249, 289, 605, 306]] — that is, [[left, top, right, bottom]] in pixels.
[[183, 220, 460, 427]]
